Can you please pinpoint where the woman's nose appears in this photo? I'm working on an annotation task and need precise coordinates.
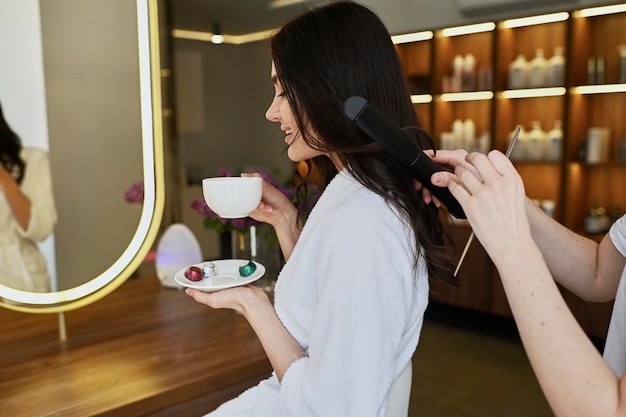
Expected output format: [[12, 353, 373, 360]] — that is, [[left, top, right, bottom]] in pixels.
[[265, 98, 280, 122]]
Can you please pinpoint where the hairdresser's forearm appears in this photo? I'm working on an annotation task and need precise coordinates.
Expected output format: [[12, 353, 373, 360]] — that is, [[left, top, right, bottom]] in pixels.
[[494, 241, 626, 417], [525, 199, 620, 301]]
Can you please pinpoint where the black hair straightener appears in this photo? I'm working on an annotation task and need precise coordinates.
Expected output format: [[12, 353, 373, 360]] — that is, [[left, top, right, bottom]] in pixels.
[[344, 96, 466, 219]]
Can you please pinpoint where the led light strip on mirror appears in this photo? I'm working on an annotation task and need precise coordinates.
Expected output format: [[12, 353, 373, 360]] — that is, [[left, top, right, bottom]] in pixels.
[[0, 0, 164, 313]]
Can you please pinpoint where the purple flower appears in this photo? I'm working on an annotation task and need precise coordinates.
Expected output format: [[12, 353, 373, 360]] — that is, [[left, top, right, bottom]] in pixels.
[[124, 181, 144, 204]]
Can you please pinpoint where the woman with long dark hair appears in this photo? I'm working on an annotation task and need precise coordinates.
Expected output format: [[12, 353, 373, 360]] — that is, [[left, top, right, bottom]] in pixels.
[[185, 2, 455, 415], [0, 99, 56, 292]]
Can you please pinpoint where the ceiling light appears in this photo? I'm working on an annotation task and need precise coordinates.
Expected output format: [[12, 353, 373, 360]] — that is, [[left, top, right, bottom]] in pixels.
[[268, 0, 308, 9], [440, 22, 495, 37], [577, 3, 626, 17], [211, 23, 224, 44], [501, 12, 569, 29], [392, 31, 433, 44]]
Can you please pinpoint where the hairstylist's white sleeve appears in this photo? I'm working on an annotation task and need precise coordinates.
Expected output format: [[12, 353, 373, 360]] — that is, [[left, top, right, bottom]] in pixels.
[[609, 214, 626, 257]]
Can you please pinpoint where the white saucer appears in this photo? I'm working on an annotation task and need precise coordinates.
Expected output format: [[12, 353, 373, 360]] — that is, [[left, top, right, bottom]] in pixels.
[[174, 259, 265, 292]]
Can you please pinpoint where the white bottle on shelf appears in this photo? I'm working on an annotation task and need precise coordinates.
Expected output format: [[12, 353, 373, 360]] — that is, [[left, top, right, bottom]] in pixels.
[[528, 48, 547, 88], [463, 53, 476, 91], [439, 132, 455, 150], [527, 121, 546, 161], [452, 55, 464, 93], [547, 47, 565, 86], [463, 118, 476, 150], [545, 120, 563, 162], [452, 118, 465, 149], [586, 127, 610, 164], [509, 54, 528, 89], [477, 132, 491, 154]]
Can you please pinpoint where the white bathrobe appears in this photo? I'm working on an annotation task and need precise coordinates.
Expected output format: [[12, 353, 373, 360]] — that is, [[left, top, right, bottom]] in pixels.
[[0, 147, 56, 292], [209, 170, 429, 417]]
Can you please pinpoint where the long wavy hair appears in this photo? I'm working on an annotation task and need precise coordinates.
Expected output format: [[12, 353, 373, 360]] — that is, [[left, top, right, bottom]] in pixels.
[[0, 100, 25, 184], [271, 1, 456, 284]]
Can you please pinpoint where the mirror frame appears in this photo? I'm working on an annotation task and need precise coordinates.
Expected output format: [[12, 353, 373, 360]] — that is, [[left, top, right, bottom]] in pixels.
[[0, 0, 164, 313]]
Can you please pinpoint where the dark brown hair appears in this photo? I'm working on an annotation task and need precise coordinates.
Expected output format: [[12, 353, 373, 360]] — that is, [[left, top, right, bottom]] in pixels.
[[271, 1, 456, 284], [0, 100, 25, 184]]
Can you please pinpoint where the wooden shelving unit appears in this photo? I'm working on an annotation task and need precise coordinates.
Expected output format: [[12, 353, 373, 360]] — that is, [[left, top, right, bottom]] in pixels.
[[397, 4, 626, 339]]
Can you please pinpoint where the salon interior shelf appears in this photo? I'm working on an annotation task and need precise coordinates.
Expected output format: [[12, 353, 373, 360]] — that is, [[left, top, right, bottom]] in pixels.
[[0, 277, 272, 417], [396, 3, 626, 339]]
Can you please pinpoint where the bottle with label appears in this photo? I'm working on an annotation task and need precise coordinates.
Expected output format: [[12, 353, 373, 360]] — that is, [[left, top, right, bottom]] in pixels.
[[526, 121, 546, 161], [545, 120, 563, 162], [477, 65, 493, 91], [585, 205, 612, 234], [596, 57, 605, 84], [463, 118, 476, 151], [619, 45, 626, 84], [452, 55, 464, 93], [477, 132, 491, 154], [588, 57, 597, 84], [586, 127, 610, 164], [528, 48, 547, 88], [462, 53, 476, 91], [508, 54, 528, 89], [452, 118, 465, 149], [547, 47, 565, 86]]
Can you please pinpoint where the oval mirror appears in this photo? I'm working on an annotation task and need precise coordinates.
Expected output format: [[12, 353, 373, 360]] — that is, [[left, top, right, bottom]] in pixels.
[[0, 0, 164, 313]]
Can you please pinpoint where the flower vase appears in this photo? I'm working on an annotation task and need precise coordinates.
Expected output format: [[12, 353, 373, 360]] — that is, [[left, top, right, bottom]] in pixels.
[[230, 224, 283, 291]]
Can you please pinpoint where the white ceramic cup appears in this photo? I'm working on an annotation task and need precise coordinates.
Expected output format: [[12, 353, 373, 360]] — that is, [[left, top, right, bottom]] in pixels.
[[202, 177, 263, 218]]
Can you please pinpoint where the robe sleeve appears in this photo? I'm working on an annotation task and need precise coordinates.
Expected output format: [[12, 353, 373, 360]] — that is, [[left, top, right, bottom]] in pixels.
[[16, 149, 57, 242]]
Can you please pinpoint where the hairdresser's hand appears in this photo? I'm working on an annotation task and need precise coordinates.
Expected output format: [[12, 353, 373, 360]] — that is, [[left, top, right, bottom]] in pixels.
[[242, 172, 301, 261], [425, 148, 468, 170], [434, 151, 532, 257], [417, 149, 469, 206]]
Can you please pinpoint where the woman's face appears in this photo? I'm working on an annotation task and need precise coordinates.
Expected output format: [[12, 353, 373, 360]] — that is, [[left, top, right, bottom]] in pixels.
[[265, 62, 327, 163]]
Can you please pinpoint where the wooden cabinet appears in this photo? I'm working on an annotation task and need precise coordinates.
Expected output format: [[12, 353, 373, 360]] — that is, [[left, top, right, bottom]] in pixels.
[[397, 4, 626, 339]]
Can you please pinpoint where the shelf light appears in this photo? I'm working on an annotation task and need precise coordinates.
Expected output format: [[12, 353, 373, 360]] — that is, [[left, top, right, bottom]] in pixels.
[[499, 87, 566, 99], [172, 28, 277, 45], [392, 31, 434, 44], [440, 22, 495, 37], [440, 91, 494, 102], [576, 3, 626, 17], [501, 12, 569, 28], [571, 84, 626, 95], [410, 94, 433, 104]]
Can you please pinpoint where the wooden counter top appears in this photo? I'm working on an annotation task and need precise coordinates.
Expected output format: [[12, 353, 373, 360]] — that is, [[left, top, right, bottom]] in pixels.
[[0, 277, 272, 416]]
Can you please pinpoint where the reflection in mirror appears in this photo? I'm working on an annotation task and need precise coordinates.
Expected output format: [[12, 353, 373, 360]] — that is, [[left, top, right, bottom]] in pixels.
[[0, 0, 163, 312], [41, 0, 145, 290], [0, 99, 57, 293]]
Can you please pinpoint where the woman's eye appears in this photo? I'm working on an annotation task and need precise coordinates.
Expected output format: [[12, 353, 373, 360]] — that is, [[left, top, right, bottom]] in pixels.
[[277, 91, 286, 98]]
